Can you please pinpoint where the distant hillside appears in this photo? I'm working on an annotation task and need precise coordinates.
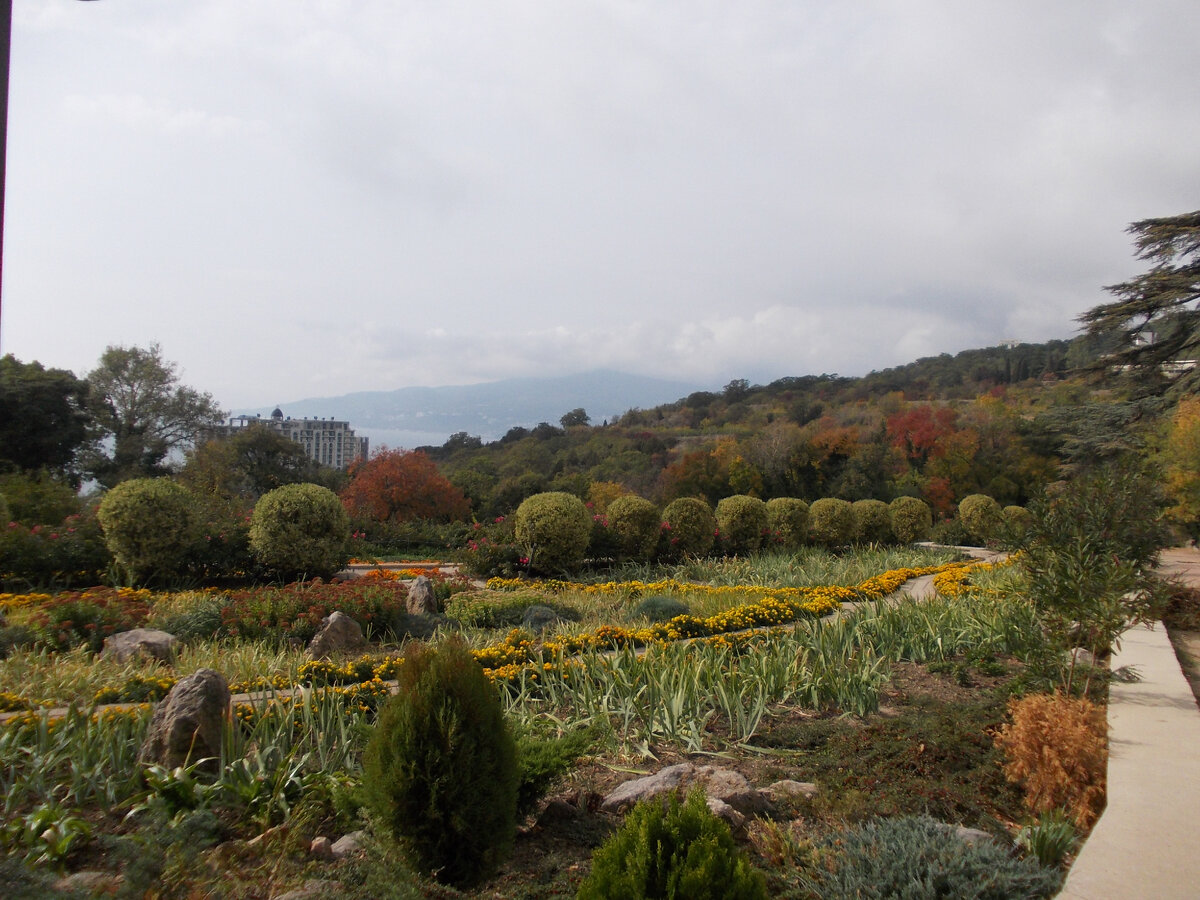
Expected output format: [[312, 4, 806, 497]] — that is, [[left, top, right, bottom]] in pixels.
[[235, 370, 705, 447]]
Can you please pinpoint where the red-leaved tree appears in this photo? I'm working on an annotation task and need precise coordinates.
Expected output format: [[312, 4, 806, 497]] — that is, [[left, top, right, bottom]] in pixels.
[[341, 448, 471, 523]]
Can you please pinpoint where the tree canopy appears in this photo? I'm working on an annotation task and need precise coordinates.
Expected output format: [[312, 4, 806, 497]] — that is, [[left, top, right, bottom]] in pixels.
[[0, 355, 92, 477], [84, 343, 226, 487], [341, 448, 471, 523], [1080, 210, 1200, 396]]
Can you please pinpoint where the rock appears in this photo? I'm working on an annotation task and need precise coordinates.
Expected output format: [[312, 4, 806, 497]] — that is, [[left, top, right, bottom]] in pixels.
[[406, 576, 438, 615], [273, 880, 335, 900], [536, 798, 580, 826], [138, 668, 230, 770], [764, 779, 819, 802], [706, 797, 747, 836], [601, 762, 692, 813], [55, 870, 123, 895], [600, 763, 771, 818], [521, 604, 564, 633], [1068, 647, 1096, 668], [306, 611, 367, 659], [101, 628, 178, 663], [331, 830, 366, 858], [952, 825, 994, 845], [310, 836, 335, 860]]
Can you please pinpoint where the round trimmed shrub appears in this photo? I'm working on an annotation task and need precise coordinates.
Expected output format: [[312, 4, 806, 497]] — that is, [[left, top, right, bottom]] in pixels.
[[715, 495, 768, 556], [958, 493, 1004, 545], [249, 483, 349, 580], [889, 496, 933, 544], [766, 497, 808, 550], [513, 491, 591, 575], [661, 497, 716, 559], [363, 638, 519, 887], [97, 478, 196, 584], [808, 497, 855, 549], [852, 499, 893, 545], [577, 789, 768, 900], [606, 495, 661, 563], [1004, 504, 1033, 537]]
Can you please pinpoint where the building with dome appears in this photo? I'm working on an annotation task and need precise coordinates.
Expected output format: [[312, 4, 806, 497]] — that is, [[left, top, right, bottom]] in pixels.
[[223, 408, 369, 470]]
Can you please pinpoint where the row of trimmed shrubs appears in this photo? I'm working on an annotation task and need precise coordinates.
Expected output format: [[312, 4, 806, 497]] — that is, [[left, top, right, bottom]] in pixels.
[[504, 490, 1026, 576], [96, 478, 350, 585]]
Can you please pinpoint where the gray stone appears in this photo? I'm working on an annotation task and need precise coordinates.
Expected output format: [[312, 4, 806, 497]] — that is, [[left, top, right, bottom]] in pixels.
[[602, 762, 693, 812], [273, 881, 335, 900], [306, 611, 367, 659], [705, 797, 747, 836], [764, 779, 819, 802], [537, 798, 580, 826], [521, 604, 564, 633], [953, 825, 994, 845], [101, 628, 178, 663], [138, 668, 230, 770], [406, 576, 438, 615], [331, 830, 366, 858], [55, 870, 123, 895], [600, 763, 771, 818], [310, 835, 335, 860]]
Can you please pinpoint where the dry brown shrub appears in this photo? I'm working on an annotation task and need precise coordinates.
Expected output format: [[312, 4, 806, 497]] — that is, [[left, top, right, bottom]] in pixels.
[[994, 692, 1107, 827]]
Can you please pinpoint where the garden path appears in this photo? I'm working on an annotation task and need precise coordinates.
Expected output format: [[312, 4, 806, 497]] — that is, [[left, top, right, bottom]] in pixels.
[[1057, 546, 1200, 900]]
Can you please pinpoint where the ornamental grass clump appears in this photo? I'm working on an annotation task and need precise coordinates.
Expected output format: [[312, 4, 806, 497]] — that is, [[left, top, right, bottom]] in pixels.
[[660, 497, 716, 559], [765, 497, 808, 549], [249, 483, 350, 580], [514, 492, 592, 575], [606, 495, 661, 563], [577, 788, 767, 900], [97, 478, 196, 585], [362, 638, 519, 888], [715, 495, 768, 556]]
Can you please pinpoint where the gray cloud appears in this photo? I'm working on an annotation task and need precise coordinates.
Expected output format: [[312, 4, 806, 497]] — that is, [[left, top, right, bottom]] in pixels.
[[3, 1, 1197, 407]]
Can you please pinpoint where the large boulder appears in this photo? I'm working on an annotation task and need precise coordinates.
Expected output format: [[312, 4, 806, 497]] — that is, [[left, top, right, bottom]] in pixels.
[[138, 668, 230, 770], [406, 576, 438, 615], [101, 628, 178, 664], [306, 611, 367, 659], [600, 763, 772, 818]]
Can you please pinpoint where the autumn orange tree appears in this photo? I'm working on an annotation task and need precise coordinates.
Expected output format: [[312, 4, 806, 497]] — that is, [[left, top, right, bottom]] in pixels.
[[341, 448, 471, 523]]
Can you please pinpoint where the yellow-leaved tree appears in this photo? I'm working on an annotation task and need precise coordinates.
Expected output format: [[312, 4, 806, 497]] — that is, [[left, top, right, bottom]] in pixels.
[[1162, 396, 1200, 540]]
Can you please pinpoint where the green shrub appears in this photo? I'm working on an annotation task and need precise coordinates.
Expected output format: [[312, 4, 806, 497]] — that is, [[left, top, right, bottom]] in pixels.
[[445, 590, 552, 628], [513, 492, 592, 575], [515, 727, 596, 817], [362, 638, 519, 887], [890, 496, 933, 544], [578, 788, 767, 900], [97, 478, 197, 585], [249, 483, 349, 580], [852, 499, 894, 545], [606, 495, 661, 563], [808, 498, 855, 549], [806, 815, 1060, 899], [0, 493, 8, 525], [0, 472, 82, 527], [629, 595, 690, 623], [1003, 505, 1033, 539], [765, 497, 808, 549], [661, 497, 716, 559], [715, 495, 768, 556], [958, 494, 1003, 545]]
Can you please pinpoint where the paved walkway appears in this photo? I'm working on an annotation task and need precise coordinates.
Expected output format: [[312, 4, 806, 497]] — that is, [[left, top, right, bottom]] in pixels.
[[1058, 547, 1200, 899]]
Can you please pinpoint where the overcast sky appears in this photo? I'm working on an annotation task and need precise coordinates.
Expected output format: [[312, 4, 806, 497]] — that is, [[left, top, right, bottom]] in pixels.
[[2, 1, 1197, 410]]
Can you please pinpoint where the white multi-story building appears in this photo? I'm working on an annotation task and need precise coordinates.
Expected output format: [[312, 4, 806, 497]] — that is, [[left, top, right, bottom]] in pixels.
[[225, 408, 369, 471]]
